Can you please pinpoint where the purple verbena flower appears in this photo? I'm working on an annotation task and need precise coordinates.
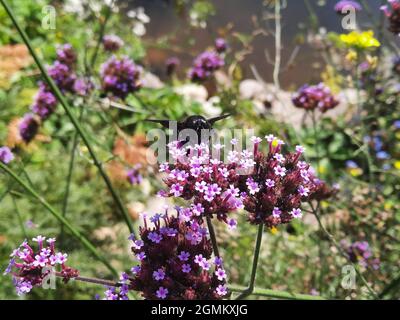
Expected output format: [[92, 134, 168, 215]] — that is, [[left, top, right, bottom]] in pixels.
[[103, 35, 124, 52], [31, 84, 57, 120], [334, 1, 362, 14], [292, 83, 339, 113], [0, 146, 14, 164], [381, 0, 400, 35], [215, 38, 228, 53], [19, 114, 39, 143], [156, 286, 168, 299], [166, 57, 180, 76], [100, 55, 142, 100], [153, 268, 165, 281], [48, 61, 76, 93], [56, 44, 77, 68], [188, 50, 224, 82], [127, 164, 143, 185]]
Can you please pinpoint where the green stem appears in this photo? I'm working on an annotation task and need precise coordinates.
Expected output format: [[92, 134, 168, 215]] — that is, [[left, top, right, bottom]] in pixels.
[[11, 195, 28, 239], [303, 0, 319, 31], [311, 110, 320, 173], [229, 285, 325, 300], [90, 0, 115, 69], [0, 169, 22, 203], [60, 110, 84, 242], [0, 0, 135, 236], [0, 162, 117, 276], [236, 224, 264, 300], [355, 54, 375, 195], [54, 272, 120, 288], [206, 217, 220, 258], [310, 202, 378, 299]]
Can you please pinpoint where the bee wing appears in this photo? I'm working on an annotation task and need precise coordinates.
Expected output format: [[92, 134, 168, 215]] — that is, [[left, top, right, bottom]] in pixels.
[[207, 114, 231, 125], [144, 119, 172, 129], [144, 119, 170, 129]]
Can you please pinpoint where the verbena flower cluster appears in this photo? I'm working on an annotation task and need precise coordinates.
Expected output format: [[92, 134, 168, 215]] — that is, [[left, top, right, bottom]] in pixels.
[[159, 137, 335, 228], [5, 236, 78, 296], [127, 209, 228, 300], [166, 57, 180, 76], [103, 35, 124, 52], [159, 141, 243, 227], [127, 164, 143, 186], [334, 1, 362, 14], [19, 114, 40, 143], [188, 50, 224, 82], [215, 38, 228, 53], [100, 55, 142, 100], [341, 240, 380, 270], [0, 146, 14, 164], [48, 62, 76, 94], [381, 0, 400, 35], [31, 83, 58, 120], [49, 44, 93, 97], [21, 44, 92, 143], [56, 43, 77, 68], [292, 83, 340, 113], [238, 136, 334, 227]]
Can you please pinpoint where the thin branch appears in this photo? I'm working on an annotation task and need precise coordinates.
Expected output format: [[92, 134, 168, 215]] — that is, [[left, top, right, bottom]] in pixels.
[[11, 195, 28, 239], [229, 285, 325, 300], [89, 0, 115, 69], [60, 110, 84, 243], [206, 217, 220, 258], [236, 224, 264, 300], [273, 0, 282, 89], [54, 272, 121, 288]]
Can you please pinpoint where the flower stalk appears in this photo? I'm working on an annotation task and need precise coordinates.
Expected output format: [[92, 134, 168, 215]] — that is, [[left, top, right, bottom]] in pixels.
[[235, 224, 264, 300], [229, 285, 325, 300]]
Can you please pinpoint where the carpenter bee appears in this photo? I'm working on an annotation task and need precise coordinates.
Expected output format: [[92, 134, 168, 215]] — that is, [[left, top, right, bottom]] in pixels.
[[145, 114, 230, 144]]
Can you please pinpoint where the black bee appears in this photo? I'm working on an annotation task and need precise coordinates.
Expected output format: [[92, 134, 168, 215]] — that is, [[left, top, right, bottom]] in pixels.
[[145, 114, 230, 144]]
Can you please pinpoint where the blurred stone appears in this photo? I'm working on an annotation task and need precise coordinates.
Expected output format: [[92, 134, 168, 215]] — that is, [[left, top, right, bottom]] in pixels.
[[107, 133, 155, 183], [141, 71, 164, 89], [0, 44, 32, 89], [175, 83, 208, 103]]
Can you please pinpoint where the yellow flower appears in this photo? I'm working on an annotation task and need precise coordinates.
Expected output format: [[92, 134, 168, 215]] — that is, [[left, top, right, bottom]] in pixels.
[[348, 167, 363, 177], [345, 50, 358, 62], [270, 227, 278, 235], [394, 160, 400, 170], [366, 55, 378, 69], [321, 201, 329, 209], [317, 165, 327, 175], [271, 138, 279, 148], [340, 31, 380, 49], [384, 201, 393, 211]]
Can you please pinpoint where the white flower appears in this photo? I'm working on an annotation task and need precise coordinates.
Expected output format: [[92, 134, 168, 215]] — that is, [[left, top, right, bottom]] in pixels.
[[132, 22, 146, 37]]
